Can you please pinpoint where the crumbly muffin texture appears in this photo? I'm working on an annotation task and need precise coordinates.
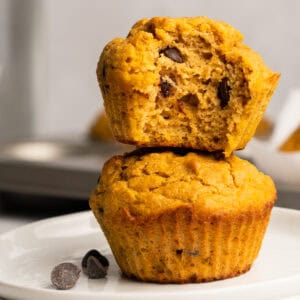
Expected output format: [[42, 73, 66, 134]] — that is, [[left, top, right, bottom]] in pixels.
[[90, 149, 276, 283], [97, 17, 280, 156]]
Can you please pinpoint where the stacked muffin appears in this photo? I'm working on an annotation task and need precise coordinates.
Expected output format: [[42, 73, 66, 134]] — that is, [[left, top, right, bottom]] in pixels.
[[90, 17, 280, 283]]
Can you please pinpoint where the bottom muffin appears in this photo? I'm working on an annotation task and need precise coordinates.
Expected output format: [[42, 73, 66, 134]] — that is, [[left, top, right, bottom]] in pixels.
[[89, 148, 276, 283]]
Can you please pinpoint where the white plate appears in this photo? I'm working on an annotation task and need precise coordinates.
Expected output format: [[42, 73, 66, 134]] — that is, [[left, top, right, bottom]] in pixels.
[[0, 208, 299, 300]]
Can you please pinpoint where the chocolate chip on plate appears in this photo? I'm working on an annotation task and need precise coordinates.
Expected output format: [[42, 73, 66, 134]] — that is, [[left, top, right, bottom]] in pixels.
[[82, 249, 109, 279], [160, 47, 184, 63], [86, 256, 107, 279], [217, 77, 231, 108], [51, 262, 80, 290]]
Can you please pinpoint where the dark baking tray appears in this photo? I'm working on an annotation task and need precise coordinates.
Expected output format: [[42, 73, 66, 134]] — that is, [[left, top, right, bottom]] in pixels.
[[0, 138, 128, 199], [0, 139, 299, 209]]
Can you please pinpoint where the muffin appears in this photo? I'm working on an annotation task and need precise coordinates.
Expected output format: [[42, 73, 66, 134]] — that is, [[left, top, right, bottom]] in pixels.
[[90, 148, 276, 283], [279, 126, 300, 151], [89, 112, 114, 142], [255, 117, 274, 140], [97, 17, 280, 156]]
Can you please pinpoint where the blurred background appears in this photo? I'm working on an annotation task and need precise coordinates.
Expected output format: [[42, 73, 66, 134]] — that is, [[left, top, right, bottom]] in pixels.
[[0, 0, 299, 230], [0, 0, 297, 141]]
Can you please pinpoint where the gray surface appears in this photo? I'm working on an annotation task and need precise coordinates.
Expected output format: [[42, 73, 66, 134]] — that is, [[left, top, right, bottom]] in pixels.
[[0, 0, 38, 142], [276, 190, 300, 210], [0, 161, 97, 199], [0, 139, 127, 199]]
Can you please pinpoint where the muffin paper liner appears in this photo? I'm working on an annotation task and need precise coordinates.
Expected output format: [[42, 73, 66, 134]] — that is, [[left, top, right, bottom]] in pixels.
[[94, 204, 273, 283]]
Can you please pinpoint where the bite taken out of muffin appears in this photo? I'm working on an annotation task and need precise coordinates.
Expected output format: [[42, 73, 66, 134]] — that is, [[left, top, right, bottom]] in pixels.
[[90, 16, 279, 284], [97, 17, 279, 157]]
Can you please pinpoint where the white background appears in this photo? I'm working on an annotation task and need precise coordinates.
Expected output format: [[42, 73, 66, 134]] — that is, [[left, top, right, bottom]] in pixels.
[[0, 0, 298, 141]]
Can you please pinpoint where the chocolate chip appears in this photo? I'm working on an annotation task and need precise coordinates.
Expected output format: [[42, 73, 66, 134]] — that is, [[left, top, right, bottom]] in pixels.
[[82, 249, 109, 279], [160, 47, 184, 63], [124, 147, 204, 158], [203, 52, 213, 60], [51, 263, 80, 290], [159, 78, 172, 97], [217, 77, 231, 108], [102, 65, 106, 79], [86, 256, 107, 279], [176, 249, 183, 255], [99, 207, 104, 214], [144, 23, 156, 37], [213, 151, 225, 160]]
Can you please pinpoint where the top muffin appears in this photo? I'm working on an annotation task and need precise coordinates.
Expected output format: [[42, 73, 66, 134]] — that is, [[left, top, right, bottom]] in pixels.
[[97, 17, 279, 156]]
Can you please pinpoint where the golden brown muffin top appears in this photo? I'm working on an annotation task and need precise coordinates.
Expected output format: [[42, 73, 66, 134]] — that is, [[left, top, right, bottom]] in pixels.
[[97, 17, 279, 156], [91, 149, 276, 219], [97, 16, 276, 95]]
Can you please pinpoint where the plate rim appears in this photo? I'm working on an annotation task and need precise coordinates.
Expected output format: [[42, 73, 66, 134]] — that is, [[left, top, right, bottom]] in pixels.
[[0, 207, 300, 300]]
